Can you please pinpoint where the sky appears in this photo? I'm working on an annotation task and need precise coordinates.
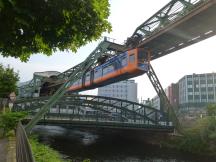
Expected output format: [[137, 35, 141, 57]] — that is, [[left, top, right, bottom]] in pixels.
[[0, 0, 215, 101]]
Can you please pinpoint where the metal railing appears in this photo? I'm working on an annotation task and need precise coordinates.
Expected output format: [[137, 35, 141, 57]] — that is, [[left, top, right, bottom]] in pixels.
[[16, 121, 35, 162]]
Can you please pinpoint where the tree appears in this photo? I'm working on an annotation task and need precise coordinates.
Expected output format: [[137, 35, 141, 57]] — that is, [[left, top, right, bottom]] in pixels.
[[0, 0, 112, 61], [206, 104, 216, 116], [0, 64, 19, 98]]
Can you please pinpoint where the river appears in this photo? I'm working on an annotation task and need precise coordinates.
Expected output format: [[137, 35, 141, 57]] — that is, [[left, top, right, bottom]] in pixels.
[[32, 125, 216, 162]]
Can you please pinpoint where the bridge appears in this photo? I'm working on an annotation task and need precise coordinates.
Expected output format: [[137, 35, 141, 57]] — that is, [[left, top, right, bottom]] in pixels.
[[16, 0, 216, 134], [14, 95, 173, 132]]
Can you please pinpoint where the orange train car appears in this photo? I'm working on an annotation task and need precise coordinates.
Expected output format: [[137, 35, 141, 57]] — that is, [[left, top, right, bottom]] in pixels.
[[68, 48, 149, 92]]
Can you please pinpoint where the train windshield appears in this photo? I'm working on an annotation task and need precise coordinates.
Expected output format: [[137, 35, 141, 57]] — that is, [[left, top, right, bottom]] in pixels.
[[138, 49, 146, 63]]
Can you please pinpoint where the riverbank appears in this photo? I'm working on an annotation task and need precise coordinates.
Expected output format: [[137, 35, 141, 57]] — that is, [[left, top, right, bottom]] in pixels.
[[32, 125, 216, 162], [30, 136, 69, 162], [161, 116, 216, 157]]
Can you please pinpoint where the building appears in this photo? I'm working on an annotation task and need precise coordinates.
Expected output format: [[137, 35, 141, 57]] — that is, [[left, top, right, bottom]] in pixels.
[[179, 73, 216, 111], [166, 83, 179, 109], [151, 83, 179, 111], [98, 80, 137, 102]]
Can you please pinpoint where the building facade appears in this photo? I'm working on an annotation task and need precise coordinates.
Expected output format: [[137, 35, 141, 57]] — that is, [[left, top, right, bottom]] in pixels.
[[151, 83, 179, 110], [179, 73, 216, 111], [98, 80, 137, 102]]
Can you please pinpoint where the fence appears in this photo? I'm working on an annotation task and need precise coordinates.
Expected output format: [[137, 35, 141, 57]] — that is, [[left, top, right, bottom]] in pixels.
[[16, 121, 35, 162]]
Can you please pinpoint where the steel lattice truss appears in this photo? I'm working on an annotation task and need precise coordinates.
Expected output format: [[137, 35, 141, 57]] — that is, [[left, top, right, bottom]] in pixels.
[[24, 38, 125, 133], [126, 0, 212, 48], [14, 95, 173, 131], [18, 37, 125, 98], [18, 0, 216, 133]]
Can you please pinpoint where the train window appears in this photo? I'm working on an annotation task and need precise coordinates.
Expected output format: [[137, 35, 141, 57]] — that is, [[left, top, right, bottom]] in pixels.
[[129, 54, 135, 63], [138, 50, 146, 62], [103, 64, 114, 75], [85, 72, 90, 82], [121, 56, 127, 66], [74, 80, 78, 85], [94, 68, 102, 78]]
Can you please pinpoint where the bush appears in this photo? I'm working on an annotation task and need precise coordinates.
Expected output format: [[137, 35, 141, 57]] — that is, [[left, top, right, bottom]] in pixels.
[[30, 137, 68, 162], [169, 116, 216, 155], [0, 111, 27, 136]]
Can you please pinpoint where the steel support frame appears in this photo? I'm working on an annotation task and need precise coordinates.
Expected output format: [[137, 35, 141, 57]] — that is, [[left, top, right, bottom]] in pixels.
[[14, 94, 164, 127], [146, 63, 182, 133], [126, 0, 208, 48], [24, 39, 122, 133]]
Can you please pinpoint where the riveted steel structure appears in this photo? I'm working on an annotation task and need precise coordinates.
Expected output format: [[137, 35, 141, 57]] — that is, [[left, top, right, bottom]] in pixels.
[[24, 38, 125, 133], [146, 64, 182, 133], [14, 95, 173, 132], [18, 0, 216, 133], [126, 0, 216, 59]]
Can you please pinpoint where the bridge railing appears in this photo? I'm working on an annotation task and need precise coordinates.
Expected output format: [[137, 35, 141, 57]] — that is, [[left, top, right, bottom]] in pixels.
[[16, 121, 35, 162]]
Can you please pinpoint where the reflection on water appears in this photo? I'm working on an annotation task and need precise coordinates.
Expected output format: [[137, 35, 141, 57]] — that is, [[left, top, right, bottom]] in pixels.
[[32, 125, 216, 162]]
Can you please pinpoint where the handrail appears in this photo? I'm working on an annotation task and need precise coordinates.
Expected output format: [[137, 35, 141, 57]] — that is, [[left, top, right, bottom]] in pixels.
[[16, 121, 35, 162]]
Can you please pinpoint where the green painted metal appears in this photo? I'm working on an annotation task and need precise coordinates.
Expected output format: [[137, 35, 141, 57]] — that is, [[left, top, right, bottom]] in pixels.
[[19, 0, 214, 134], [147, 64, 182, 133], [24, 39, 125, 133], [126, 0, 209, 48], [14, 95, 172, 130]]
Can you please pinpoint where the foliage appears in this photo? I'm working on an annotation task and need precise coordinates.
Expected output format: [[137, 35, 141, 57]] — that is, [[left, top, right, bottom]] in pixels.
[[0, 0, 112, 61], [0, 64, 19, 98], [206, 104, 216, 116], [168, 116, 216, 155], [0, 111, 27, 136], [30, 136, 69, 162]]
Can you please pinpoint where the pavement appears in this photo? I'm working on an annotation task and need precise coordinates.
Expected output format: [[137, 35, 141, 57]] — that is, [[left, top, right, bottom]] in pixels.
[[0, 138, 8, 162]]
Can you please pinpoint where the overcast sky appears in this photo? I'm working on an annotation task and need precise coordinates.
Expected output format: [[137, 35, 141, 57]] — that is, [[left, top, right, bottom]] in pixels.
[[0, 0, 215, 101]]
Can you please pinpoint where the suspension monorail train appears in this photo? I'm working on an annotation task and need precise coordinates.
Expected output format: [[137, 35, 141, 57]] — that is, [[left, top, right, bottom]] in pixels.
[[68, 48, 149, 92]]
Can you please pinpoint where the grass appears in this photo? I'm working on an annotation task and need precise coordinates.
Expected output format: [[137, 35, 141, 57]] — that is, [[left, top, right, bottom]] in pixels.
[[29, 136, 69, 162]]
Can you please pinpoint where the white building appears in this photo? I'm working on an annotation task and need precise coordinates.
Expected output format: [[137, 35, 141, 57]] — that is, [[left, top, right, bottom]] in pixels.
[[98, 80, 137, 102], [179, 73, 216, 111]]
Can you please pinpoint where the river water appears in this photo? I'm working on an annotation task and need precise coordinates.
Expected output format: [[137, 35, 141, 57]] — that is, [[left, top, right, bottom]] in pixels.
[[32, 125, 216, 162]]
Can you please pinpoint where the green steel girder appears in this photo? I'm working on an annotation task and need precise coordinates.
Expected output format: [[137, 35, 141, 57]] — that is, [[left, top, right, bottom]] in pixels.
[[18, 38, 125, 98], [126, 0, 209, 48], [14, 94, 165, 126], [24, 39, 125, 133], [18, 74, 43, 98], [60, 99, 156, 123], [146, 64, 182, 133]]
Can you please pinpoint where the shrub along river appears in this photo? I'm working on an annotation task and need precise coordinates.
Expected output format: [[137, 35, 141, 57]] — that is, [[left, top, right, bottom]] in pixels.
[[32, 125, 216, 162]]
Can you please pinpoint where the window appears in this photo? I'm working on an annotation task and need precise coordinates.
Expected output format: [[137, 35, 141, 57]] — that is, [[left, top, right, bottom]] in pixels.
[[201, 95, 207, 99], [201, 87, 206, 92], [85, 72, 91, 82], [188, 85, 193, 88], [200, 80, 206, 84], [208, 87, 213, 91], [187, 81, 192, 85], [207, 79, 213, 84], [94, 68, 102, 78], [129, 54, 135, 63], [188, 88, 193, 92], [121, 56, 127, 67], [208, 95, 214, 100], [194, 95, 200, 99], [188, 95, 193, 100], [102, 64, 114, 75]]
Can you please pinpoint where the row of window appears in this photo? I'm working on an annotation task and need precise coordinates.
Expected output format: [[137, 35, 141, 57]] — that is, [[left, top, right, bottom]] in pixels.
[[187, 87, 215, 92]]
